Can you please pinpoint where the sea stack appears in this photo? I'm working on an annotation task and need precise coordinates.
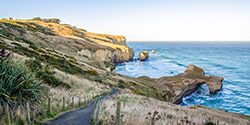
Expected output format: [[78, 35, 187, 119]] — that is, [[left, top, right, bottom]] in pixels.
[[139, 51, 149, 61]]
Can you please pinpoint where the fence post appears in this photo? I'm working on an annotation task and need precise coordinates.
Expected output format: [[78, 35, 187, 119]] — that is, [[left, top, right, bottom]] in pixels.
[[115, 100, 121, 125], [48, 98, 51, 114], [62, 97, 65, 111], [72, 97, 74, 107], [26, 102, 31, 125], [6, 104, 12, 125], [83, 96, 86, 104], [78, 97, 81, 107]]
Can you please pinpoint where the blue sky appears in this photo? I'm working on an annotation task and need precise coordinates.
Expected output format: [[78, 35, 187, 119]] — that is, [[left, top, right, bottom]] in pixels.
[[1, 0, 250, 41]]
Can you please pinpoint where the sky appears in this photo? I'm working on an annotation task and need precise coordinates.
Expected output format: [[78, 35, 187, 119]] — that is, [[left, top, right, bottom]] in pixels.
[[1, 0, 250, 41]]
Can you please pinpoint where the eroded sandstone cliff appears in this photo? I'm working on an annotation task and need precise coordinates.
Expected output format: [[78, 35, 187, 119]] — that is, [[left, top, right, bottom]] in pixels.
[[0, 18, 134, 67]]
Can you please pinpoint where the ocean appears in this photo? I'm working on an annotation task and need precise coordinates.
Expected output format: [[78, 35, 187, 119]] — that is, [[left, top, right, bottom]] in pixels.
[[115, 42, 250, 115]]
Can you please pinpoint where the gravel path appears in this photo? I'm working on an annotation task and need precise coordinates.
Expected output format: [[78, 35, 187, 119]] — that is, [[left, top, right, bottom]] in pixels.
[[43, 89, 118, 125]]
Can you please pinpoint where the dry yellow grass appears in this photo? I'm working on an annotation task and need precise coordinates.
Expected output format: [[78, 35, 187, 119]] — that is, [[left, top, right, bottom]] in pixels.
[[48, 68, 111, 107], [98, 90, 250, 125], [0, 18, 129, 53]]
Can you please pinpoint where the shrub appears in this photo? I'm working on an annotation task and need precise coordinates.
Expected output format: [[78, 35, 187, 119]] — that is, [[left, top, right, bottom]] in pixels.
[[44, 18, 61, 24], [32, 17, 61, 24], [87, 70, 98, 76], [117, 80, 129, 89], [24, 58, 43, 71], [0, 59, 45, 106], [32, 17, 43, 21]]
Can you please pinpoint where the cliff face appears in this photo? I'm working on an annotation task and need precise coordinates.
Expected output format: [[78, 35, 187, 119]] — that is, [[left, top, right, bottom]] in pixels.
[[0, 18, 134, 68]]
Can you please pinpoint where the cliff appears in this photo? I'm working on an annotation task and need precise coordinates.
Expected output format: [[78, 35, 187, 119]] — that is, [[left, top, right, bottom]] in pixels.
[[0, 18, 134, 68]]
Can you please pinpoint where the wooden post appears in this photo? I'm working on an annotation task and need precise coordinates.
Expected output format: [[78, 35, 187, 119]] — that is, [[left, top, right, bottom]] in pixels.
[[6, 105, 11, 125], [48, 98, 51, 114], [62, 97, 65, 111], [26, 102, 31, 125], [78, 97, 81, 107], [83, 96, 86, 104], [72, 97, 74, 107], [115, 101, 121, 125]]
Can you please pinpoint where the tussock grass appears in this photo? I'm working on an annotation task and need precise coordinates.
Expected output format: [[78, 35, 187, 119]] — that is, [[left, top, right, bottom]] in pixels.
[[0, 59, 45, 106]]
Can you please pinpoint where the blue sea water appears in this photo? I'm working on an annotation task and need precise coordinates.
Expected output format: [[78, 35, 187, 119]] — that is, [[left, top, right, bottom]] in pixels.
[[115, 42, 250, 115]]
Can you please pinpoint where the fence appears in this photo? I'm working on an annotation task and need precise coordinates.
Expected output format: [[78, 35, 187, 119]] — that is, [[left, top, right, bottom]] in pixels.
[[0, 93, 98, 125]]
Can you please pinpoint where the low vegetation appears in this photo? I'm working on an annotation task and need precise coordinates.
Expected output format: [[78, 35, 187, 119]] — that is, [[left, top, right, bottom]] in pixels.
[[25, 59, 71, 88], [0, 59, 45, 106], [97, 91, 249, 125], [0, 58, 46, 124], [32, 17, 61, 24]]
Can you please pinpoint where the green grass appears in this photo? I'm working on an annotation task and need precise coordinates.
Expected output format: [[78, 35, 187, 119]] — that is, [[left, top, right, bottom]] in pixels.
[[0, 59, 45, 106], [25, 59, 72, 88], [0, 40, 84, 75], [86, 70, 98, 76], [117, 80, 129, 89]]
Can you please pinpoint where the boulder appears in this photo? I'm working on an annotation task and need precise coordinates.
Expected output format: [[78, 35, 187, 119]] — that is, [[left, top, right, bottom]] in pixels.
[[0, 49, 11, 58], [151, 49, 156, 54], [207, 75, 224, 94], [139, 51, 149, 61]]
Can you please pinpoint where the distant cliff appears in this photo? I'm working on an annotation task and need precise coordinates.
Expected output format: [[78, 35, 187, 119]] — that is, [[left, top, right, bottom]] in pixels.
[[0, 18, 134, 69]]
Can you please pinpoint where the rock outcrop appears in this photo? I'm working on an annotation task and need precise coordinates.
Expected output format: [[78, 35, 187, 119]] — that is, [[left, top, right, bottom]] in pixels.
[[0, 49, 11, 58], [156, 64, 223, 104], [134, 64, 223, 104], [139, 51, 149, 61]]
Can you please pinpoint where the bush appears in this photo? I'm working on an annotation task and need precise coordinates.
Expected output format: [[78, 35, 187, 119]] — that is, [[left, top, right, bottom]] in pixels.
[[24, 58, 42, 71], [32, 17, 43, 21], [87, 70, 98, 76], [32, 17, 61, 24], [44, 18, 61, 24], [0, 59, 45, 106]]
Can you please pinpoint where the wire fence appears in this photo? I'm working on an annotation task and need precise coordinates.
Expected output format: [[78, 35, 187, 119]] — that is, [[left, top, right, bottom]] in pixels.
[[0, 93, 98, 125]]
